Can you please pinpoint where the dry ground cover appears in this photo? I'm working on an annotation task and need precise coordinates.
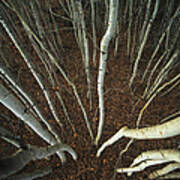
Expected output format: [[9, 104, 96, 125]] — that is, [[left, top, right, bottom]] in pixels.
[[0, 0, 180, 179]]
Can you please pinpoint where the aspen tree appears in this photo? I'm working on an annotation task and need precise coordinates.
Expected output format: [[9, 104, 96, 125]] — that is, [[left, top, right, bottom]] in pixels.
[[96, 0, 119, 145]]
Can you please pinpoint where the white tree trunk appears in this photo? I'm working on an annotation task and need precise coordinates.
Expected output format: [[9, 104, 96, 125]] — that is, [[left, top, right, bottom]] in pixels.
[[97, 116, 180, 157], [0, 84, 67, 162], [129, 0, 159, 88], [96, 0, 119, 145], [0, 143, 77, 179], [117, 149, 180, 177]]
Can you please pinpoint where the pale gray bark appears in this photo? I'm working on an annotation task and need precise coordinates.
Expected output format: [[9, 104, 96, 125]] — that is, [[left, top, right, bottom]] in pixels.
[[127, 0, 133, 56], [96, 0, 119, 145], [3, 0, 93, 142], [0, 63, 63, 144], [129, 0, 159, 88], [117, 149, 180, 177], [90, 0, 97, 66], [141, 6, 180, 87], [76, 1, 92, 110], [97, 116, 180, 157], [0, 126, 25, 148], [0, 84, 76, 162], [149, 162, 180, 179], [6, 168, 52, 180], [0, 143, 77, 179]]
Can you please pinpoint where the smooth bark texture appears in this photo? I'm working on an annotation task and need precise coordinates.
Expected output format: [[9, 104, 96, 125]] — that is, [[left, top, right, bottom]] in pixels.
[[96, 0, 119, 145], [0, 84, 77, 162], [117, 149, 180, 177], [6, 168, 52, 180], [0, 143, 77, 179], [129, 0, 159, 88], [149, 162, 180, 179], [97, 116, 180, 157], [6, 0, 93, 142]]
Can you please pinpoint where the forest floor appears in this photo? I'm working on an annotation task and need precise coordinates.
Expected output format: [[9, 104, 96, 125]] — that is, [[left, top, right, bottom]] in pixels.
[[0, 4, 180, 180]]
